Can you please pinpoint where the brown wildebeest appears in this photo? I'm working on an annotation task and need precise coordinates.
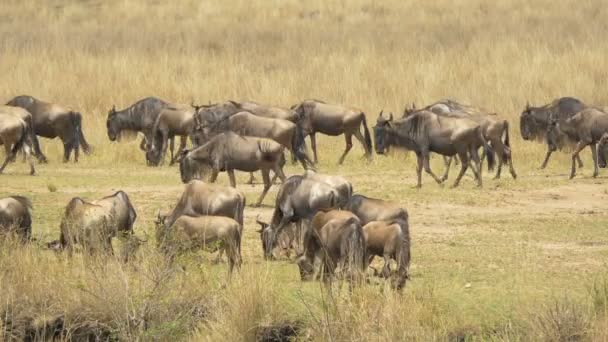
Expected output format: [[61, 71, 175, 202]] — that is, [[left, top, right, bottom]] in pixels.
[[520, 97, 586, 169], [374, 111, 491, 188], [547, 107, 608, 179], [291, 99, 372, 164], [58, 191, 137, 256], [192, 111, 313, 170], [106, 96, 172, 152], [257, 175, 339, 259], [0, 112, 36, 175], [6, 95, 91, 162], [363, 221, 409, 290], [0, 105, 45, 162], [228, 100, 297, 122], [0, 195, 32, 242], [297, 210, 366, 285], [303, 170, 352, 209], [155, 213, 242, 274], [179, 132, 286, 207], [146, 105, 195, 166], [255, 215, 297, 259]]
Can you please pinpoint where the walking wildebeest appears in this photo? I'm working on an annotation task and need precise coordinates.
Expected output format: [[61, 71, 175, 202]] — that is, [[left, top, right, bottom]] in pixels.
[[0, 111, 36, 175], [228, 100, 298, 122], [297, 210, 366, 285], [257, 175, 340, 259], [106, 96, 172, 151], [179, 132, 286, 207], [57, 191, 137, 256], [146, 105, 196, 166], [374, 111, 491, 188], [0, 105, 45, 163], [520, 97, 586, 169], [291, 99, 372, 164], [547, 107, 608, 179], [303, 170, 352, 209], [192, 111, 312, 171], [6, 95, 91, 162], [155, 214, 242, 274], [362, 221, 410, 290], [0, 196, 32, 242]]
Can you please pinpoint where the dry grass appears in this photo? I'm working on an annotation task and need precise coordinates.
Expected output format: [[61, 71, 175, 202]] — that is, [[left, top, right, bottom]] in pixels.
[[2, 0, 608, 340]]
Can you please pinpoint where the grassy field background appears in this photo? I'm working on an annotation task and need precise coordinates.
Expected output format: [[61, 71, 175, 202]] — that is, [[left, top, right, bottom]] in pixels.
[[2, 0, 608, 340]]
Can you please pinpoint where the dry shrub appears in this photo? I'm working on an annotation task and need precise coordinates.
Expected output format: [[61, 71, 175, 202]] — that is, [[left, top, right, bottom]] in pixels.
[[530, 296, 591, 342]]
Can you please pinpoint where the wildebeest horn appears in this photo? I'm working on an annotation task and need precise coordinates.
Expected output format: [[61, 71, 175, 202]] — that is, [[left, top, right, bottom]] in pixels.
[[389, 113, 394, 121], [111, 105, 116, 112], [525, 101, 530, 110], [412, 102, 416, 110], [379, 110, 384, 118]]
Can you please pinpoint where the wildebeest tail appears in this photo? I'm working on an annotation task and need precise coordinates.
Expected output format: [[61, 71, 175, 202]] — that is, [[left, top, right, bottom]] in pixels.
[[361, 113, 373, 156], [10, 122, 29, 157], [346, 220, 366, 281], [479, 127, 495, 171], [70, 112, 91, 155], [292, 124, 315, 170]]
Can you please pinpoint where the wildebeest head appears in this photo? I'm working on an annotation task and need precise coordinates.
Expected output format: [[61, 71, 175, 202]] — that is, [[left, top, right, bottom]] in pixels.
[[520, 102, 540, 141], [116, 191, 137, 233], [106, 105, 120, 141], [373, 110, 393, 155], [179, 150, 196, 183], [154, 210, 169, 247], [293, 103, 313, 135], [255, 215, 276, 259]]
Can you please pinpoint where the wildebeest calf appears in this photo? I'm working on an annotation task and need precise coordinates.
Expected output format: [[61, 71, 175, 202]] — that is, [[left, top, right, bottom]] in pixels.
[[0, 195, 33, 242], [363, 221, 409, 290]]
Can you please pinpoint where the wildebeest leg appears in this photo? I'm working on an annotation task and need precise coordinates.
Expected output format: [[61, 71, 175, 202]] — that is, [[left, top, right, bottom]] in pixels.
[[310, 133, 318, 164], [254, 169, 272, 207], [469, 148, 483, 187], [540, 148, 554, 169], [247, 172, 256, 185], [422, 152, 443, 185], [168, 137, 175, 164], [441, 156, 453, 182], [381, 254, 392, 279], [62, 141, 73, 163], [227, 169, 237, 188], [353, 130, 371, 160], [590, 143, 599, 178], [23, 143, 36, 175], [452, 153, 470, 188], [0, 145, 14, 174], [415, 152, 423, 188], [172, 136, 187, 165], [209, 169, 219, 183], [577, 154, 584, 168], [338, 133, 353, 165], [570, 142, 588, 179], [159, 132, 169, 166]]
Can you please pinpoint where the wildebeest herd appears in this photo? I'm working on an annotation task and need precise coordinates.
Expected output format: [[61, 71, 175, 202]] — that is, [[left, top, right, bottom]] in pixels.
[[2, 94, 608, 289]]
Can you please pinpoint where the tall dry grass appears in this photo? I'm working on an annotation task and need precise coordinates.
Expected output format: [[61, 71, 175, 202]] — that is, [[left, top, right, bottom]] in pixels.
[[2, 0, 608, 340]]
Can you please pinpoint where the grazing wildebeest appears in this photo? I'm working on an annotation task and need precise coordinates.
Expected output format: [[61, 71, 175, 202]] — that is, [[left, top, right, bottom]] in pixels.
[[0, 105, 45, 162], [303, 170, 352, 209], [179, 132, 286, 207], [291, 99, 372, 164], [0, 112, 36, 175], [296, 210, 366, 284], [146, 105, 196, 166], [362, 221, 410, 290], [547, 108, 608, 179], [228, 100, 298, 122], [155, 213, 242, 274], [58, 191, 137, 256], [106, 96, 172, 151], [191, 111, 313, 170], [520, 97, 586, 169], [0, 196, 32, 242], [6, 95, 91, 162], [255, 215, 297, 259], [257, 175, 339, 259], [374, 111, 491, 188]]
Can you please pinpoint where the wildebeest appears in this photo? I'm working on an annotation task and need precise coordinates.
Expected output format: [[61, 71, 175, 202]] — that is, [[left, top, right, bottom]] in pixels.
[[0, 111, 36, 175], [162, 180, 245, 232], [296, 210, 366, 284], [228, 100, 298, 122], [374, 110, 491, 188], [0, 196, 32, 242], [257, 175, 339, 259], [520, 97, 586, 169], [303, 170, 352, 209], [146, 105, 196, 166], [58, 191, 137, 256], [362, 221, 410, 290], [255, 215, 297, 259], [179, 132, 286, 207], [106, 96, 172, 151], [191, 111, 313, 169], [6, 95, 91, 162], [155, 213, 242, 274], [0, 105, 45, 162], [291, 99, 372, 164], [547, 107, 608, 179]]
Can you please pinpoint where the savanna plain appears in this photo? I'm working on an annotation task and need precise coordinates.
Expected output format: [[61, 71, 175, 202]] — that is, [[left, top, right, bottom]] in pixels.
[[2, 0, 608, 340]]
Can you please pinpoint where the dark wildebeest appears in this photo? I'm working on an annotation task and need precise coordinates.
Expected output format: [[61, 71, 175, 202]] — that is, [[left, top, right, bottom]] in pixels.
[[6, 95, 91, 162], [291, 99, 373, 164], [374, 111, 492, 188], [547, 108, 608, 179], [58, 191, 137, 256], [155, 214, 242, 274], [106, 96, 172, 152], [363, 221, 410, 290], [0, 105, 45, 163], [303, 170, 352, 209], [520, 97, 586, 169], [0, 196, 33, 242], [228, 100, 297, 122], [146, 105, 196, 166], [192, 111, 313, 170], [0, 111, 36, 175], [296, 210, 366, 285], [257, 175, 339, 259], [179, 132, 286, 207]]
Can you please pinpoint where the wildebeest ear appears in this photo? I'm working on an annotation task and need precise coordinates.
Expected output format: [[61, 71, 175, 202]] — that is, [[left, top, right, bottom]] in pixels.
[[111, 105, 116, 113], [525, 101, 530, 110]]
